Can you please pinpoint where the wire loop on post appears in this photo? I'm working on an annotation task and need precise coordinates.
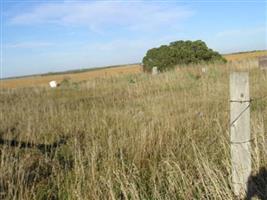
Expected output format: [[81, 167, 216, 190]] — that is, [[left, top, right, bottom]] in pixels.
[[230, 138, 255, 144], [230, 99, 252, 103]]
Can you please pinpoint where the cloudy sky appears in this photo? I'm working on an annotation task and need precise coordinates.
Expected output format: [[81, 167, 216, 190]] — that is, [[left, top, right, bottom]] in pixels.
[[1, 0, 266, 78]]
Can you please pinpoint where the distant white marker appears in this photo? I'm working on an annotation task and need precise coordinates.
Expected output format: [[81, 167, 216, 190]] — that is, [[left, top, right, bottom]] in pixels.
[[152, 67, 158, 75], [49, 81, 58, 88]]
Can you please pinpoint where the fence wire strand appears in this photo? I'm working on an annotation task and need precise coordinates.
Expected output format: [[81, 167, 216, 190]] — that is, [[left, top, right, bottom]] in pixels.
[[207, 94, 267, 147]]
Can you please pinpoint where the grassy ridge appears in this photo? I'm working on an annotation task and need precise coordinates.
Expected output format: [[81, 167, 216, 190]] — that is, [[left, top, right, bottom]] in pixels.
[[0, 59, 266, 199]]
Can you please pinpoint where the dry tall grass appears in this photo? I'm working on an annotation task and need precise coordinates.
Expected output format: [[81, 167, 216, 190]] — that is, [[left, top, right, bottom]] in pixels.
[[0, 59, 266, 199]]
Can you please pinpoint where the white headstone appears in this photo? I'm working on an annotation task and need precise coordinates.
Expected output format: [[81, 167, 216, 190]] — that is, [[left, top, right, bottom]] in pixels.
[[49, 81, 57, 88], [201, 67, 207, 73], [152, 67, 158, 75]]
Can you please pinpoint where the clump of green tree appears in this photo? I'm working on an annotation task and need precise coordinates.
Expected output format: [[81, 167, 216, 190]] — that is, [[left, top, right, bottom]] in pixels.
[[142, 40, 226, 72]]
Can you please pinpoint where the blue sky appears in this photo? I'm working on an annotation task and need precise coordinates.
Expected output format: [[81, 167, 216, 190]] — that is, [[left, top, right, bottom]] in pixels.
[[1, 0, 266, 78]]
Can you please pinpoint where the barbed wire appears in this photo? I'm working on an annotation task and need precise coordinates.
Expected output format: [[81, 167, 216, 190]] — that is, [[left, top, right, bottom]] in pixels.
[[207, 93, 267, 147]]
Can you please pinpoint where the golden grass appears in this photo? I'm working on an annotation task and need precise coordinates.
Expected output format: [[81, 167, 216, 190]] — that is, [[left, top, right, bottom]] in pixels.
[[0, 59, 266, 199], [224, 50, 267, 61], [1, 64, 142, 89]]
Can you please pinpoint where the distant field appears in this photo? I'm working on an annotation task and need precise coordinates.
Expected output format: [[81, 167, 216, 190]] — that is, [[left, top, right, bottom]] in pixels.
[[1, 64, 142, 89], [1, 50, 266, 89], [224, 50, 267, 61]]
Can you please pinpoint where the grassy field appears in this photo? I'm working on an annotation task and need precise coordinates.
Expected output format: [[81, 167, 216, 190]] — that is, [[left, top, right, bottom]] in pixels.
[[223, 50, 267, 61], [0, 57, 266, 199], [1, 64, 142, 89], [1, 50, 266, 89]]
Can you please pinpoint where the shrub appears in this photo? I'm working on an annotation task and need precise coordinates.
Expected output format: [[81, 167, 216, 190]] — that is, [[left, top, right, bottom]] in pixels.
[[142, 40, 226, 72], [60, 77, 71, 87]]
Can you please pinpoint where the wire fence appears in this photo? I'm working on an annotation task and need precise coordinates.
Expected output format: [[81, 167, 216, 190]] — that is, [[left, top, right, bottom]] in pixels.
[[207, 93, 267, 147]]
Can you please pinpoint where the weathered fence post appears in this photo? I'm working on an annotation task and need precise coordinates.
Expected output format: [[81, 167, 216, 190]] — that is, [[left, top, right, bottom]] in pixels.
[[230, 72, 251, 197]]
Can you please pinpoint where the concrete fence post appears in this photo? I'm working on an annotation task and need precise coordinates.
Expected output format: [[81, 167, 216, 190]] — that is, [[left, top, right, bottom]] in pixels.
[[230, 72, 251, 197]]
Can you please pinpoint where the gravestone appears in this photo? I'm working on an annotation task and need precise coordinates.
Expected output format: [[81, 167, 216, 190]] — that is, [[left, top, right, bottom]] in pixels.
[[152, 67, 158, 75], [49, 81, 58, 88], [201, 67, 207, 73]]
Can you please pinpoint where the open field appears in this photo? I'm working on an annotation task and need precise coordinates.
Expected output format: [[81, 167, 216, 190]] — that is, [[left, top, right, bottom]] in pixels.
[[224, 50, 267, 61], [1, 51, 266, 89], [0, 58, 266, 199], [1, 64, 142, 89]]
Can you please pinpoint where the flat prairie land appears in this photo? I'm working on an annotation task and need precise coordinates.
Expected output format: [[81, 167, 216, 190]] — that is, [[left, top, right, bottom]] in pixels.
[[1, 50, 266, 89], [1, 64, 142, 89], [224, 50, 267, 61], [0, 58, 266, 199]]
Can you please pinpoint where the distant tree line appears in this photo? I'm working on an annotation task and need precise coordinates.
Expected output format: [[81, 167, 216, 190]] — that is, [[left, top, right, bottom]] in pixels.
[[142, 40, 226, 72]]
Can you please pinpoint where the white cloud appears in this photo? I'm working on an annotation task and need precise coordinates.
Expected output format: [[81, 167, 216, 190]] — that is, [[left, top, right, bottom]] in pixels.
[[5, 42, 54, 48], [9, 1, 194, 32]]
